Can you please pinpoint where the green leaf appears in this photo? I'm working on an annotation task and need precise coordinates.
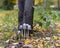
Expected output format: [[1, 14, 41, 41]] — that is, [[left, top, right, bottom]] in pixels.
[[46, 22, 50, 26]]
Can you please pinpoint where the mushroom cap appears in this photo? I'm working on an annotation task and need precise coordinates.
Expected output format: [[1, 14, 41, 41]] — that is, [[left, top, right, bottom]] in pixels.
[[19, 25, 23, 29]]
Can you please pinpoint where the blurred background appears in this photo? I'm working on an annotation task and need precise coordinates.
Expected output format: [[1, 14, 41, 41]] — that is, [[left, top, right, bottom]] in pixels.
[[0, 0, 60, 47]]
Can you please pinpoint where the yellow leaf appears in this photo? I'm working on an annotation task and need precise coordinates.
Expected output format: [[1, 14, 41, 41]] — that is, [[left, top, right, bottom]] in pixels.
[[35, 0, 39, 5], [38, 44, 44, 48], [55, 43, 60, 46], [32, 41, 38, 46], [53, 36, 58, 40], [48, 45, 51, 48], [24, 39, 31, 45], [34, 0, 43, 5]]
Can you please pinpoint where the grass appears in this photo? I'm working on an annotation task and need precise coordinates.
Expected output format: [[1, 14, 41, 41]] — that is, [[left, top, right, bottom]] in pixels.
[[0, 9, 18, 30], [0, 9, 18, 41]]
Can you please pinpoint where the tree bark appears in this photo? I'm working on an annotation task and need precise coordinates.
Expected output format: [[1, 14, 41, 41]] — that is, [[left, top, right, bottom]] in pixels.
[[23, 0, 34, 24], [18, 0, 25, 30], [23, 0, 34, 34], [18, 0, 34, 35]]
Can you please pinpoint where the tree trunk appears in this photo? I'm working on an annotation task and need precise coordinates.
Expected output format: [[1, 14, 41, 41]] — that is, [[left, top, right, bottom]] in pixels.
[[58, 0, 60, 9], [23, 0, 34, 25], [18, 0, 34, 35], [18, 0, 25, 30], [23, 0, 34, 34]]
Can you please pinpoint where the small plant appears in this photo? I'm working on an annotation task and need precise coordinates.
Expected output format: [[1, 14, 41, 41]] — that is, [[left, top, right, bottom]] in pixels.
[[33, 5, 60, 37]]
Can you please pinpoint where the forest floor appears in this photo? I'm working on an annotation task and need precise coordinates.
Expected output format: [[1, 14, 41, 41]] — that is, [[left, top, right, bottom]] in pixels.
[[0, 9, 60, 48]]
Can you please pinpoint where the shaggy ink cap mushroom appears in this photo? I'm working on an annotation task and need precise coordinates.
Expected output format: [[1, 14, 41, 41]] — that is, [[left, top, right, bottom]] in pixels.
[[28, 25, 31, 30], [23, 23, 27, 29], [18, 30, 21, 34], [26, 24, 31, 30], [26, 24, 29, 29], [19, 25, 23, 29]]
